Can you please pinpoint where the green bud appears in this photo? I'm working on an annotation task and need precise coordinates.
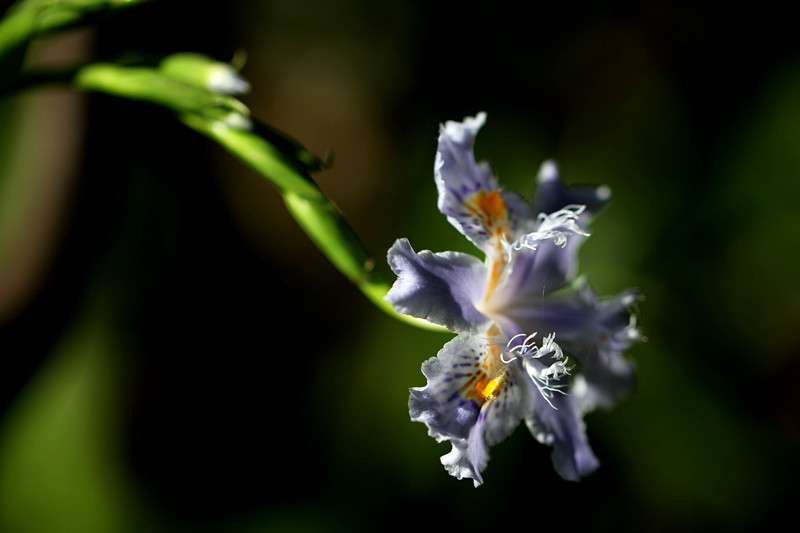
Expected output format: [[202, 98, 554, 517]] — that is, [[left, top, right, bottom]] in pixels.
[[159, 52, 250, 95], [74, 62, 251, 126]]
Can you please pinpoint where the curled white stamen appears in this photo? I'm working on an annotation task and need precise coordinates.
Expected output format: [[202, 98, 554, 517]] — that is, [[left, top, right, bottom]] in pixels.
[[500, 351, 518, 364], [538, 332, 563, 359], [504, 205, 589, 262], [499, 332, 574, 408], [539, 204, 587, 230], [501, 332, 539, 362], [517, 333, 573, 409], [506, 332, 539, 352], [529, 364, 571, 409]]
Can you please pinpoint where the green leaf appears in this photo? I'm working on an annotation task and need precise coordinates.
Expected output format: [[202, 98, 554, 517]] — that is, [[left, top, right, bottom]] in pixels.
[[74, 62, 249, 119], [0, 297, 143, 533], [0, 0, 151, 72]]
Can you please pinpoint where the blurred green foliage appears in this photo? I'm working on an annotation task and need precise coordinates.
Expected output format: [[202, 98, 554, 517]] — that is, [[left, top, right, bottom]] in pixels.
[[1, 1, 799, 532]]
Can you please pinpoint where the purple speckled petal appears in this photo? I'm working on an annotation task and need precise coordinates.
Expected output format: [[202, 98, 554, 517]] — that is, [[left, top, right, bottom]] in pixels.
[[409, 334, 485, 443], [449, 360, 532, 486], [479, 361, 530, 448], [410, 334, 531, 486], [386, 239, 490, 333], [435, 113, 535, 253]]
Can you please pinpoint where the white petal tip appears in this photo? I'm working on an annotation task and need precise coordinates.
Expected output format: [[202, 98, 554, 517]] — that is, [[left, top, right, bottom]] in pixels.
[[538, 160, 560, 182], [208, 65, 251, 95], [442, 112, 487, 143]]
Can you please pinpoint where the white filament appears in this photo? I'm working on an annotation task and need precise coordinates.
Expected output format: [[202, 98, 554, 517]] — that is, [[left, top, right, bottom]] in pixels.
[[500, 332, 573, 409], [504, 205, 589, 261]]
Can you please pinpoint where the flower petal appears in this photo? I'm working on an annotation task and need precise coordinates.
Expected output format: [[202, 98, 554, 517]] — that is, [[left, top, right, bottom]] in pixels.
[[492, 209, 589, 304], [503, 281, 641, 410], [409, 335, 484, 443], [386, 239, 490, 333], [571, 346, 636, 413], [410, 334, 529, 486], [479, 361, 530, 447], [440, 437, 483, 486], [435, 113, 533, 253], [453, 361, 532, 486], [533, 160, 610, 218], [563, 286, 642, 412], [522, 364, 600, 481]]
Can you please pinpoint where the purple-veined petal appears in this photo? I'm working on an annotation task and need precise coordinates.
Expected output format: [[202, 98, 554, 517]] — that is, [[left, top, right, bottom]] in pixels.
[[441, 370, 528, 489], [386, 239, 490, 333], [410, 333, 530, 486], [435, 112, 495, 222], [479, 360, 530, 447], [435, 113, 533, 253], [409, 334, 485, 443], [533, 160, 610, 218], [456, 360, 532, 486]]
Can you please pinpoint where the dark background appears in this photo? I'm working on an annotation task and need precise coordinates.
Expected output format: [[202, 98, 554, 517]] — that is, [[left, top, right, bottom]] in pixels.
[[1, 1, 799, 531]]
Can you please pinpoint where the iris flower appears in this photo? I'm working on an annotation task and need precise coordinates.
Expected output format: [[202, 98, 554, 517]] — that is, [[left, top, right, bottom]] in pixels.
[[386, 113, 641, 485]]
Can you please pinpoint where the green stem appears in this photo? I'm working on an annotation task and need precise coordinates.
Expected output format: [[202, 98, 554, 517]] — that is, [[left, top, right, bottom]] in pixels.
[[67, 60, 443, 330], [4, 58, 444, 331], [181, 113, 445, 332], [179, 112, 325, 201], [0, 0, 153, 94]]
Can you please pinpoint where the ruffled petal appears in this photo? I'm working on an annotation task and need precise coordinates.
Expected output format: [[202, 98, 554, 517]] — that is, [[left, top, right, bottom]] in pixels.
[[533, 160, 610, 218], [570, 347, 636, 413], [386, 239, 490, 333], [503, 281, 641, 410], [562, 285, 642, 412], [410, 334, 529, 486], [435, 113, 533, 253], [440, 437, 483, 486], [409, 335, 484, 442], [522, 365, 600, 481]]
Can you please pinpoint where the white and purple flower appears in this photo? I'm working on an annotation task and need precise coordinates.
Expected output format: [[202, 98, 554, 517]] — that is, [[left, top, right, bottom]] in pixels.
[[386, 112, 642, 485]]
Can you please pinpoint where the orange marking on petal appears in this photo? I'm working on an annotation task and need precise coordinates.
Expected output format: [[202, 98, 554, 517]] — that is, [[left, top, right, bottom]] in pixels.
[[465, 190, 508, 225], [461, 375, 479, 392], [487, 257, 505, 291], [464, 190, 512, 303], [481, 374, 505, 401], [464, 370, 506, 404], [462, 333, 507, 405]]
